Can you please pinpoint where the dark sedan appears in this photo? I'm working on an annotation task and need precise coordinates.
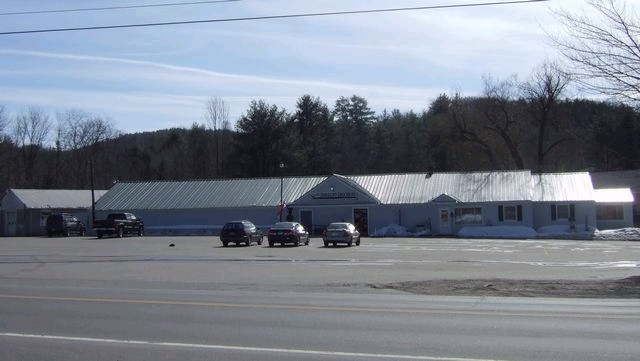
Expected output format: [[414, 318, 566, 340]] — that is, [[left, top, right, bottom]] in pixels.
[[267, 222, 310, 247], [322, 222, 361, 247], [220, 220, 263, 247]]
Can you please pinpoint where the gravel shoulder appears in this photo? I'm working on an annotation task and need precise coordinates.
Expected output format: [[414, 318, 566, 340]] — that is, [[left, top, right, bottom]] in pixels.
[[371, 276, 640, 298]]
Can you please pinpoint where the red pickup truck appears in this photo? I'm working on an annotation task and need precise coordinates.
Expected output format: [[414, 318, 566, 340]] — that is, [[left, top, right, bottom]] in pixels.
[[93, 212, 144, 238]]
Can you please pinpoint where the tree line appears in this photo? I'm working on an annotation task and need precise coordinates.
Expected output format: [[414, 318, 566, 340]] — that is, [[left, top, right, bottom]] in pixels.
[[0, 69, 639, 192], [2, 0, 640, 190]]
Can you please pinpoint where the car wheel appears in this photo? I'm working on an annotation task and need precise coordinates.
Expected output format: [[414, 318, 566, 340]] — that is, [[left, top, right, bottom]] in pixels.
[[324, 241, 329, 247], [305, 236, 309, 246], [356, 237, 360, 246], [222, 241, 228, 247], [138, 226, 144, 236]]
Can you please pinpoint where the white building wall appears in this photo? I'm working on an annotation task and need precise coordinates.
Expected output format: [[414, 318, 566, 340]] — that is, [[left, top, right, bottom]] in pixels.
[[596, 203, 633, 230], [532, 201, 597, 231]]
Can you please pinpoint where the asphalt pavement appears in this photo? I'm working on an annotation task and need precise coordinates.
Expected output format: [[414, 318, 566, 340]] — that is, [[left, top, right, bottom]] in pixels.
[[1, 236, 640, 361]]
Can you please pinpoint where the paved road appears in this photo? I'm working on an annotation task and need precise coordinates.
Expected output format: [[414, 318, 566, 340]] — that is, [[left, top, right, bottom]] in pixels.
[[1, 236, 640, 360]]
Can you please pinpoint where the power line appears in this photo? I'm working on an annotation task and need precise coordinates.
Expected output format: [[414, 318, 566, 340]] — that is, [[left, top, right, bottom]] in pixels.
[[0, 0, 549, 36], [0, 0, 242, 16]]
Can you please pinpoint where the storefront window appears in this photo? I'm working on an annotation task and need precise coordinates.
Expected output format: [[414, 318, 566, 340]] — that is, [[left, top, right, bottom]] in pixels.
[[454, 207, 482, 224], [597, 205, 624, 220]]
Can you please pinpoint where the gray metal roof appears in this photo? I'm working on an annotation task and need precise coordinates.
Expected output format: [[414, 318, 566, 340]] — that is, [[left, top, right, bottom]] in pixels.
[[7, 189, 108, 209], [531, 172, 595, 202], [348, 170, 533, 204], [96, 177, 326, 210], [95, 170, 608, 211]]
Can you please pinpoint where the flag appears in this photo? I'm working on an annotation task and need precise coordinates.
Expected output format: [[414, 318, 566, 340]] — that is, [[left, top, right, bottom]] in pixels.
[[276, 202, 286, 215]]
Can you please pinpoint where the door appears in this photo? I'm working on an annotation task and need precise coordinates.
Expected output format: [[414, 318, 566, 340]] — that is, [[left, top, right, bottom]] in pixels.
[[353, 208, 369, 236], [300, 210, 313, 235], [439, 208, 452, 235], [7, 211, 17, 237]]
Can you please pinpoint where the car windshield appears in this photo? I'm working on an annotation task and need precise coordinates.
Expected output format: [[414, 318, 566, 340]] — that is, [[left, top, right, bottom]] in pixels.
[[223, 223, 242, 230]]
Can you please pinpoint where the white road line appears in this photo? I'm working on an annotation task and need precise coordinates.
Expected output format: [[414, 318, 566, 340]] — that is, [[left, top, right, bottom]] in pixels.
[[0, 332, 508, 361]]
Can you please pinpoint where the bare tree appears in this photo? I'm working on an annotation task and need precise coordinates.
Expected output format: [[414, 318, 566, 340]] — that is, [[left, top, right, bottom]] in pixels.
[[57, 109, 119, 187], [204, 96, 230, 177], [12, 107, 52, 185], [446, 92, 501, 170], [0, 104, 13, 190], [0, 105, 7, 135], [520, 62, 573, 173], [480, 74, 527, 169], [550, 0, 640, 103]]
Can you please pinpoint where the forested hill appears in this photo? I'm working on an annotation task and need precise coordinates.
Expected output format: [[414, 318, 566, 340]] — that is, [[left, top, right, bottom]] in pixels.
[[1, 94, 639, 191]]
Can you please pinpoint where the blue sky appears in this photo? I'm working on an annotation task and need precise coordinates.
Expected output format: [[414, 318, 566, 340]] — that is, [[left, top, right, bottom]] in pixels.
[[0, 0, 599, 134]]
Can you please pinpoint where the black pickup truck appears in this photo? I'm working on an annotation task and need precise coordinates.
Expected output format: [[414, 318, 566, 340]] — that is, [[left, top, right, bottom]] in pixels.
[[93, 212, 144, 238]]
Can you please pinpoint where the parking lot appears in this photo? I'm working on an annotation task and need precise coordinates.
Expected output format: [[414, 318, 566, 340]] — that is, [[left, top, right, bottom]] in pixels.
[[1, 236, 640, 293]]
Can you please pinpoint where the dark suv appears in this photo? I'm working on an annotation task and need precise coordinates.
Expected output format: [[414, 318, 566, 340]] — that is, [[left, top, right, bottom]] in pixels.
[[220, 220, 263, 247], [46, 213, 86, 237]]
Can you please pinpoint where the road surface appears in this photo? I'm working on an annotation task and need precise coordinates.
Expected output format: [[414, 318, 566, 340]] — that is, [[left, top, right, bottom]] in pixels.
[[1, 236, 639, 360]]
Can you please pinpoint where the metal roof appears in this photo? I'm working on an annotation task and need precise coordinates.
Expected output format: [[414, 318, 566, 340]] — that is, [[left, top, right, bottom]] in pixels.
[[95, 170, 609, 211], [531, 172, 595, 202], [96, 176, 326, 210], [348, 170, 533, 204], [6, 189, 108, 209], [594, 188, 634, 203]]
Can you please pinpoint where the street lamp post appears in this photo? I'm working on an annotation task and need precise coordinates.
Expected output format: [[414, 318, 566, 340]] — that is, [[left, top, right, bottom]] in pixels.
[[279, 162, 284, 221]]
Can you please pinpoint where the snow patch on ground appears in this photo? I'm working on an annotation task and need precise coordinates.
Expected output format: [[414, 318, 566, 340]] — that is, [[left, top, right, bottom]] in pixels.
[[458, 226, 538, 239], [370, 223, 640, 241], [370, 224, 432, 238]]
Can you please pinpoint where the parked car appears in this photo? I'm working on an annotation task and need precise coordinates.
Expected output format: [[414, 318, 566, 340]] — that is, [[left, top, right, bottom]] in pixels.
[[93, 212, 144, 238], [220, 220, 263, 247], [267, 222, 310, 247], [322, 222, 360, 247], [46, 213, 86, 237]]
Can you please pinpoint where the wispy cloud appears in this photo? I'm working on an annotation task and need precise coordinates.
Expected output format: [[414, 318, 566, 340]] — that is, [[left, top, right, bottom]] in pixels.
[[0, 0, 585, 133]]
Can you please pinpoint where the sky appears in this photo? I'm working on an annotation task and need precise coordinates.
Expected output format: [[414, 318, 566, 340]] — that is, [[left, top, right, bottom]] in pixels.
[[0, 0, 631, 134]]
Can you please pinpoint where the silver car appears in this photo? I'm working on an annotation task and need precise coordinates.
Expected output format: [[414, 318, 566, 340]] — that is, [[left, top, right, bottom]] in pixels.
[[322, 222, 360, 247]]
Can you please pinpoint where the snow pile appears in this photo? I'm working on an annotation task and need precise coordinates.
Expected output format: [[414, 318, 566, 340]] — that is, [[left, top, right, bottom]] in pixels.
[[370, 224, 432, 237], [593, 227, 640, 241], [458, 226, 538, 239], [371, 224, 640, 240], [536, 224, 595, 240]]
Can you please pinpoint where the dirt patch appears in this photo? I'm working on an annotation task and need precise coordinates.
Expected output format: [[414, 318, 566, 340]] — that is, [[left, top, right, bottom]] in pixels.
[[370, 276, 640, 298]]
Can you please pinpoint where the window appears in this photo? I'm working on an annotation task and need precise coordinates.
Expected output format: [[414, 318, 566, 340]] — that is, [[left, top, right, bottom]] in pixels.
[[498, 205, 523, 222], [597, 205, 624, 220], [454, 207, 482, 225], [557, 205, 569, 219], [551, 204, 575, 221]]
